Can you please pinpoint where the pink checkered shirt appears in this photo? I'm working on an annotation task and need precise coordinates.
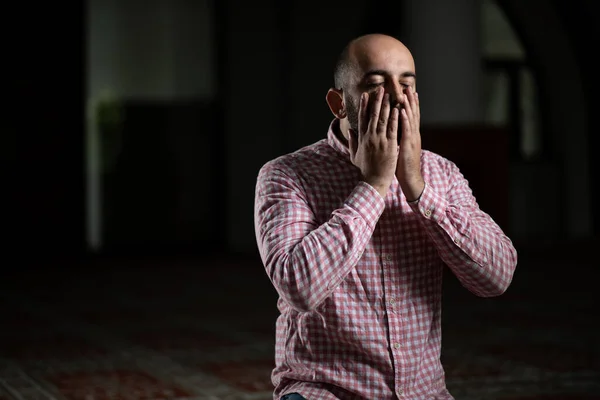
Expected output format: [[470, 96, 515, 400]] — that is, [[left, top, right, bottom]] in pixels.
[[254, 120, 518, 400]]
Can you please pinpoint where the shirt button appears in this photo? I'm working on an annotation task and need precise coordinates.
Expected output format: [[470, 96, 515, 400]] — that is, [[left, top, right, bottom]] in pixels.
[[389, 297, 396, 305], [394, 343, 401, 349], [385, 254, 392, 261], [424, 209, 432, 217], [397, 387, 404, 396]]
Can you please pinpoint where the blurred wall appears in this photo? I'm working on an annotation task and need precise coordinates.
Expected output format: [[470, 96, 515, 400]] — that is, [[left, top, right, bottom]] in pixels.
[[87, 0, 220, 253], [497, 0, 592, 241], [86, 0, 596, 256], [87, 0, 215, 101]]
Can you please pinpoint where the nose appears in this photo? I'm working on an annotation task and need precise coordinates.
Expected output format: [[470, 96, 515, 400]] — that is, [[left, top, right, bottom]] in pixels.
[[385, 81, 405, 108]]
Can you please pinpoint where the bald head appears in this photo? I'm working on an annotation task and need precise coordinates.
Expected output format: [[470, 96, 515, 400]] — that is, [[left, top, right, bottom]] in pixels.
[[327, 33, 416, 137], [333, 34, 414, 90]]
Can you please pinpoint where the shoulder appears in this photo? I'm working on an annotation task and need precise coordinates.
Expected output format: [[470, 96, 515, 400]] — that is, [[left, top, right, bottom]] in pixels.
[[258, 140, 331, 180], [421, 149, 456, 170], [420, 149, 467, 186]]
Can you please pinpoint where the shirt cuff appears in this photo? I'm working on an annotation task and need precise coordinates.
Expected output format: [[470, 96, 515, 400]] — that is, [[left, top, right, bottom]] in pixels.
[[345, 181, 386, 230], [408, 182, 448, 223]]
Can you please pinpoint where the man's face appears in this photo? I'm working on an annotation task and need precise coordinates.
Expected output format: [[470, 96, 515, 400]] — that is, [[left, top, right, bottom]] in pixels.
[[343, 39, 416, 135]]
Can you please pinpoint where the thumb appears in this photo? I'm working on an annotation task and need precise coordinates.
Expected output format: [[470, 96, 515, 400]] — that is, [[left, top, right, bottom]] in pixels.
[[348, 129, 359, 157]]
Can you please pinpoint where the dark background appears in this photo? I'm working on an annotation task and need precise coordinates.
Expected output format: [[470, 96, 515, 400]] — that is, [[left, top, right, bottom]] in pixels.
[[5, 0, 599, 398], [8, 0, 600, 261]]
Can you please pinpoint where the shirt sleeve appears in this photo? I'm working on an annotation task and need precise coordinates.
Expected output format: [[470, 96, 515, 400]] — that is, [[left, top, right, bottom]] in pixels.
[[254, 162, 385, 312], [408, 161, 518, 297]]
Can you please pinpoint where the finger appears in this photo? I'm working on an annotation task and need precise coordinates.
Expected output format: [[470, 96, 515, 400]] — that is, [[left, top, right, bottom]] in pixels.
[[348, 128, 359, 158], [367, 87, 384, 134], [358, 92, 369, 138], [403, 91, 413, 121], [377, 93, 391, 135], [400, 107, 411, 142], [401, 93, 413, 135], [414, 91, 420, 121], [387, 105, 399, 141], [406, 86, 418, 121]]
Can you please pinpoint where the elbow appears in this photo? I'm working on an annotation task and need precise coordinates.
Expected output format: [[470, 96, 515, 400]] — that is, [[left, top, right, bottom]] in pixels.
[[273, 280, 320, 313], [475, 282, 509, 298], [476, 251, 517, 297], [268, 253, 322, 313], [474, 271, 514, 298], [287, 295, 317, 313]]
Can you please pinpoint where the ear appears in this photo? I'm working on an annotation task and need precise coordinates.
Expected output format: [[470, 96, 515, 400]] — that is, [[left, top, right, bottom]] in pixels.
[[326, 88, 346, 119]]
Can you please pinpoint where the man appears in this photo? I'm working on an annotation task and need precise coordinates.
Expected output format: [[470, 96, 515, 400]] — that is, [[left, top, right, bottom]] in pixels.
[[254, 33, 517, 400]]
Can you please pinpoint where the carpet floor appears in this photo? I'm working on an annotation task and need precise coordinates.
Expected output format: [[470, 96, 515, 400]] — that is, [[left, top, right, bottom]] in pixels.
[[0, 247, 598, 399]]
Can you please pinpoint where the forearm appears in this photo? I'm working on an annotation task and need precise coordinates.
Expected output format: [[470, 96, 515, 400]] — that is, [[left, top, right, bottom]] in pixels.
[[409, 183, 517, 297], [256, 175, 384, 312]]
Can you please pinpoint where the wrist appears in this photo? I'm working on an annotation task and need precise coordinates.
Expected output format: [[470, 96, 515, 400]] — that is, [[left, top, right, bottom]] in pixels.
[[364, 178, 390, 198], [401, 179, 425, 202]]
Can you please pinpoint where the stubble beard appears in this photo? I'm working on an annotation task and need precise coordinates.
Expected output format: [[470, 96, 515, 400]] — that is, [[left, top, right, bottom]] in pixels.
[[344, 95, 360, 133]]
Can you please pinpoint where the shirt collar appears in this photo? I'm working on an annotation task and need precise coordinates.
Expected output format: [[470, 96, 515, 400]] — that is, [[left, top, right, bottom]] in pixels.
[[326, 118, 351, 158]]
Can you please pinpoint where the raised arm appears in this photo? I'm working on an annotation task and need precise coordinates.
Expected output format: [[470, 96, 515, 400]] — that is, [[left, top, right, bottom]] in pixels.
[[254, 163, 384, 312], [256, 87, 401, 311], [408, 161, 518, 297], [394, 85, 516, 297]]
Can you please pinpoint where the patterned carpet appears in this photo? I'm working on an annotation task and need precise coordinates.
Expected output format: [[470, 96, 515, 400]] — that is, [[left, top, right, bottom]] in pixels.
[[0, 245, 598, 399]]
